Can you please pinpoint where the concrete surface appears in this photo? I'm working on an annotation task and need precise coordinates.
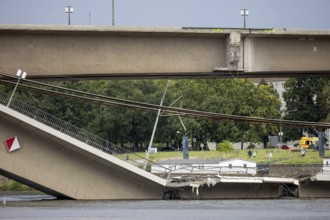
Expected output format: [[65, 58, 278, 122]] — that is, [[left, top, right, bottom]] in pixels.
[[0, 25, 329, 79]]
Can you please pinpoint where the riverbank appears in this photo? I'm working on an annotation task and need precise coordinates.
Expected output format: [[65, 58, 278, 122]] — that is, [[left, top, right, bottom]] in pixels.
[[144, 148, 325, 164], [0, 177, 33, 192]]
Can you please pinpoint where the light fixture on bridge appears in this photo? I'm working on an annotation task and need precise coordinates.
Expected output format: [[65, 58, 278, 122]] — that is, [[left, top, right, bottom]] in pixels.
[[112, 0, 115, 26], [240, 9, 249, 28], [65, 6, 74, 25], [7, 69, 27, 107]]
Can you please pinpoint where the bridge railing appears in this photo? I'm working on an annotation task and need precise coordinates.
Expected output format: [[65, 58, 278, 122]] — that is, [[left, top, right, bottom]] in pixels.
[[152, 164, 261, 176], [0, 92, 170, 175]]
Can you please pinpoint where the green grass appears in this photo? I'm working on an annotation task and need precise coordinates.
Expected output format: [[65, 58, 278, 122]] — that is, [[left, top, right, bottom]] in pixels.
[[141, 148, 326, 165], [0, 180, 33, 191]]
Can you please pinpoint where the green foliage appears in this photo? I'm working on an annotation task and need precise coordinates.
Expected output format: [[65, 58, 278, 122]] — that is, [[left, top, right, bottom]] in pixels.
[[322, 80, 330, 122], [171, 79, 281, 145], [3, 78, 282, 151], [283, 77, 330, 141], [13, 80, 182, 151], [216, 140, 234, 153], [247, 144, 256, 149], [0, 180, 33, 191], [284, 77, 328, 123]]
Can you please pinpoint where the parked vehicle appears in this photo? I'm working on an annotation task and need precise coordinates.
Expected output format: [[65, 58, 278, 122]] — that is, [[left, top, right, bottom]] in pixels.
[[281, 145, 292, 150], [300, 137, 318, 149]]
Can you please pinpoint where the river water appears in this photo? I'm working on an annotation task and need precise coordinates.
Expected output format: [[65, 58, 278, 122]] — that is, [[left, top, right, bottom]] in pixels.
[[0, 194, 330, 220]]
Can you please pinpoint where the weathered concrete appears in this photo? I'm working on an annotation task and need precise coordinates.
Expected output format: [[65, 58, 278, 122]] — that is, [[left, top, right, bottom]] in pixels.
[[179, 182, 280, 199], [0, 25, 330, 79], [0, 106, 167, 200], [244, 37, 330, 72], [299, 180, 330, 198], [0, 25, 227, 78]]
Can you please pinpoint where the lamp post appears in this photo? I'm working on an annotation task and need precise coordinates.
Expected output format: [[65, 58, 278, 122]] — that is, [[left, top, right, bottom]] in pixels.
[[112, 0, 115, 26], [7, 69, 27, 107], [240, 9, 249, 28], [177, 131, 189, 159], [65, 6, 74, 25]]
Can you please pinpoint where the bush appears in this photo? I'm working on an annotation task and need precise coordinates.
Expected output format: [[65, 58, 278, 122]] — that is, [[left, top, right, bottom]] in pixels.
[[217, 141, 234, 153], [247, 144, 256, 149], [0, 180, 33, 191]]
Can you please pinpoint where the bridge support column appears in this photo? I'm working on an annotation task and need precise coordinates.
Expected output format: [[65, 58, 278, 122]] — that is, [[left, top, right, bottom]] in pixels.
[[318, 129, 325, 157], [226, 32, 241, 70], [182, 135, 189, 159]]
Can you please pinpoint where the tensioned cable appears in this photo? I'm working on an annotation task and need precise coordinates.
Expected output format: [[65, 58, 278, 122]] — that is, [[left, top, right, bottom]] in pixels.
[[0, 75, 328, 128], [0, 73, 330, 129], [0, 72, 324, 111]]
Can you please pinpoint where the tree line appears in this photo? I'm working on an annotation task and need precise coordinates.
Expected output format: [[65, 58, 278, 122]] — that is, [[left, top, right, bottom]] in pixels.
[[1, 77, 329, 151]]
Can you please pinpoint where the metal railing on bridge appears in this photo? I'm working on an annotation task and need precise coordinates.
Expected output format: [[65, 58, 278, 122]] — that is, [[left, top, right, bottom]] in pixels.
[[0, 92, 170, 175]]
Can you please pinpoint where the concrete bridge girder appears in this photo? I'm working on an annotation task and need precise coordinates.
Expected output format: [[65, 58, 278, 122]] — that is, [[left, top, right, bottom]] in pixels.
[[1, 25, 330, 79], [0, 26, 227, 77], [244, 36, 330, 72]]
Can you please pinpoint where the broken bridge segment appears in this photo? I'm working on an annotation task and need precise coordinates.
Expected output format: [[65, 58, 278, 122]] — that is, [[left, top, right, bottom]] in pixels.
[[0, 97, 167, 199]]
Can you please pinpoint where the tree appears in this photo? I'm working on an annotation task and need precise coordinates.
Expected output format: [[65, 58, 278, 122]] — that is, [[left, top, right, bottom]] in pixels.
[[85, 80, 178, 151], [321, 80, 330, 122], [283, 77, 329, 141], [1, 78, 282, 151], [254, 81, 281, 148], [171, 79, 281, 148]]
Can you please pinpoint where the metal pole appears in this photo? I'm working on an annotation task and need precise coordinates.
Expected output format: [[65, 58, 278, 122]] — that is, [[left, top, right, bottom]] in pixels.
[[145, 81, 170, 164], [68, 6, 71, 25], [7, 78, 21, 107], [182, 135, 189, 159], [65, 6, 73, 25], [318, 129, 325, 157], [241, 9, 248, 28], [112, 0, 115, 26], [244, 14, 246, 28]]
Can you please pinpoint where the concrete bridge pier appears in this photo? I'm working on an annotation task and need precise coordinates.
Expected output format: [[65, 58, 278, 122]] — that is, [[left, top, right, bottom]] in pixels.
[[299, 179, 330, 198]]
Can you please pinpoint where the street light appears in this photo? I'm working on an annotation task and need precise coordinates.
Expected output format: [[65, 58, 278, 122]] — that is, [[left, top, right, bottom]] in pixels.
[[7, 69, 27, 107], [112, 0, 115, 26], [240, 9, 249, 28], [65, 6, 74, 25], [177, 131, 189, 159]]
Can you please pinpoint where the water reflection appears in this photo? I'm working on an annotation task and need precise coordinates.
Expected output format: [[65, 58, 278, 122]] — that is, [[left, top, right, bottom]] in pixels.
[[1, 194, 330, 220], [1, 192, 56, 202]]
